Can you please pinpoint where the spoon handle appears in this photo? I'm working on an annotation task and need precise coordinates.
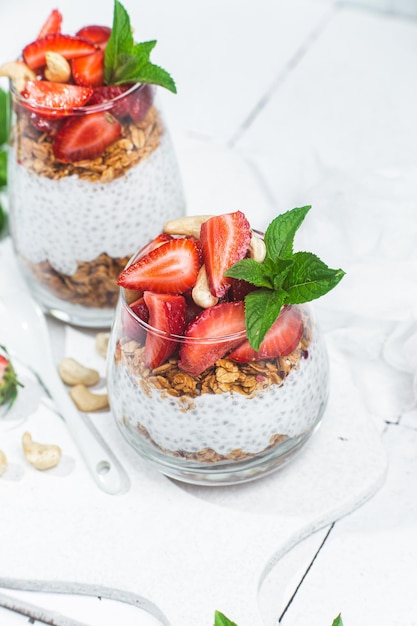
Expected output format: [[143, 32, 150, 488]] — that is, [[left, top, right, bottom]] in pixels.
[[44, 368, 130, 495]]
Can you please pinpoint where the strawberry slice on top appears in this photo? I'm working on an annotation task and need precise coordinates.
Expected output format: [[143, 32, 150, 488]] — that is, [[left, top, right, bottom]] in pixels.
[[143, 292, 186, 369], [37, 9, 63, 39], [21, 81, 93, 114], [118, 238, 201, 295], [72, 49, 105, 87], [23, 34, 97, 70], [228, 305, 303, 363], [75, 25, 111, 48], [178, 301, 246, 377], [52, 111, 122, 163], [200, 211, 252, 298]]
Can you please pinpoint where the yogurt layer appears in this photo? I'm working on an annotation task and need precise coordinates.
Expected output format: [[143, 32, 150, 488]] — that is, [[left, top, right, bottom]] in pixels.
[[9, 131, 185, 276], [109, 332, 329, 457]]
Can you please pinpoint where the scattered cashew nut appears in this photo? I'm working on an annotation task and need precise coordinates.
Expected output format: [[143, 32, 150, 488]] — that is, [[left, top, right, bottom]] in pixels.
[[249, 234, 267, 263], [0, 61, 36, 92], [95, 332, 110, 359], [192, 265, 218, 309], [58, 357, 100, 387], [22, 432, 62, 471], [163, 215, 213, 239], [69, 384, 109, 412], [0, 450, 8, 477], [44, 51, 71, 83]]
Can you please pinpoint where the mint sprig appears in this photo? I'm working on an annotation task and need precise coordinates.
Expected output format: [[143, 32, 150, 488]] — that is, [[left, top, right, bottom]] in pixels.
[[226, 206, 345, 351], [104, 0, 176, 93], [214, 610, 238, 626]]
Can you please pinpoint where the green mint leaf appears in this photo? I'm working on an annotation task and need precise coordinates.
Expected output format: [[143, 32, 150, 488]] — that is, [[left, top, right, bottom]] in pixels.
[[225, 258, 274, 288], [284, 251, 345, 304], [104, 0, 176, 92], [214, 610, 238, 626], [104, 0, 134, 84], [0, 203, 5, 235], [0, 151, 7, 188], [272, 257, 294, 290], [332, 615, 344, 626], [264, 205, 310, 261], [245, 288, 286, 351]]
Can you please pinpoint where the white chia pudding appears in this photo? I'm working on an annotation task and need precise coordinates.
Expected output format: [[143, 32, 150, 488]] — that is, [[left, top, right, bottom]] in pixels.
[[8, 96, 185, 321], [108, 308, 329, 463]]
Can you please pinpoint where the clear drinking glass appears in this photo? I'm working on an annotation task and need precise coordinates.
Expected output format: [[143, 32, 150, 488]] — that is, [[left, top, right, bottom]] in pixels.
[[107, 245, 330, 486], [7, 82, 186, 327]]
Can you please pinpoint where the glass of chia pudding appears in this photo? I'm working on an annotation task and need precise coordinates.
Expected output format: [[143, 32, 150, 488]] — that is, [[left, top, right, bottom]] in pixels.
[[107, 208, 345, 485], [4, 2, 185, 327]]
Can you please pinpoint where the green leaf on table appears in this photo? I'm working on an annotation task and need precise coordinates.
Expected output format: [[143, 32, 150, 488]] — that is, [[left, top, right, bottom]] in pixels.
[[332, 614, 344, 626], [0, 203, 5, 233], [104, 0, 176, 92], [0, 150, 7, 188], [0, 87, 9, 147], [214, 610, 238, 626], [227, 205, 345, 350]]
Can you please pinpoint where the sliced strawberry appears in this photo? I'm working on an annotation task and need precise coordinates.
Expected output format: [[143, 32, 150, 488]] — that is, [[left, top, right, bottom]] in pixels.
[[87, 84, 131, 119], [37, 9, 63, 39], [53, 111, 122, 163], [23, 34, 97, 70], [200, 211, 251, 298], [128, 84, 154, 122], [75, 25, 111, 49], [130, 296, 149, 324], [229, 278, 257, 302], [117, 238, 201, 295], [28, 111, 64, 135], [144, 292, 186, 369], [21, 81, 93, 115], [178, 301, 246, 377], [229, 306, 303, 363], [137, 233, 173, 259], [72, 49, 104, 87]]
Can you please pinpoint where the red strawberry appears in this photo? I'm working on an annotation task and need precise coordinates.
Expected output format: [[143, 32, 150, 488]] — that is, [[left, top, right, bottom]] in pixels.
[[0, 351, 23, 408], [178, 301, 246, 377], [23, 34, 97, 70], [75, 25, 111, 49], [137, 233, 172, 259], [143, 292, 186, 369], [229, 306, 303, 363], [229, 278, 257, 302], [37, 9, 63, 39], [87, 85, 131, 119], [117, 238, 201, 295], [200, 211, 251, 298], [28, 111, 64, 135], [128, 84, 154, 122], [53, 111, 122, 162], [21, 81, 93, 114], [72, 49, 105, 87], [130, 296, 149, 324]]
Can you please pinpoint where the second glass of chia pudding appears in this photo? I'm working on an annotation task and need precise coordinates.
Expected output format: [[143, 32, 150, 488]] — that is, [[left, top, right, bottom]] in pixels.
[[4, 2, 185, 327]]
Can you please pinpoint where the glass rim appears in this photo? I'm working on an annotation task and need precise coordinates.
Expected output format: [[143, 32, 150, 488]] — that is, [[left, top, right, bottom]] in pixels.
[[10, 79, 150, 115]]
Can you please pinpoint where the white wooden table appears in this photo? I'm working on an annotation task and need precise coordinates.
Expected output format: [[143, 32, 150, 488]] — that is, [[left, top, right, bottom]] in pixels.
[[0, 0, 416, 624]]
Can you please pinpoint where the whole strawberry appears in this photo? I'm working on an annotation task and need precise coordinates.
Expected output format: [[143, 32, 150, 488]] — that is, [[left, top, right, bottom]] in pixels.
[[0, 346, 23, 409]]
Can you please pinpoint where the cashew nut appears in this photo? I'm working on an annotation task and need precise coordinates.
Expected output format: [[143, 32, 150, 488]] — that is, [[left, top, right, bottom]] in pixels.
[[192, 265, 218, 309], [44, 51, 71, 83], [163, 215, 213, 239], [249, 234, 267, 263], [0, 450, 8, 477], [69, 384, 109, 412], [22, 432, 62, 471], [95, 332, 110, 359], [124, 288, 143, 305], [58, 357, 100, 387], [0, 61, 36, 92]]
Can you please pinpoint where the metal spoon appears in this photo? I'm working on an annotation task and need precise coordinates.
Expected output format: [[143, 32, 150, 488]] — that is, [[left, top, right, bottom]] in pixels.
[[0, 290, 130, 495]]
